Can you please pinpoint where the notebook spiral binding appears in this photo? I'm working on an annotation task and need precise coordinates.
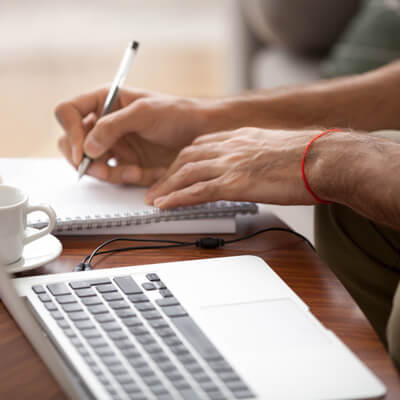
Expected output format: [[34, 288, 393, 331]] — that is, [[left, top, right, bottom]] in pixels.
[[30, 201, 258, 233]]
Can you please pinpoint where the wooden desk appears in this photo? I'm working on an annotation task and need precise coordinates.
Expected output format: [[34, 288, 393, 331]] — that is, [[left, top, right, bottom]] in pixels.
[[0, 212, 399, 399]]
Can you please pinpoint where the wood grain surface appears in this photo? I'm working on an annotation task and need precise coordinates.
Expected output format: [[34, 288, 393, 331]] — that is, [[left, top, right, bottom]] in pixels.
[[0, 211, 399, 399]]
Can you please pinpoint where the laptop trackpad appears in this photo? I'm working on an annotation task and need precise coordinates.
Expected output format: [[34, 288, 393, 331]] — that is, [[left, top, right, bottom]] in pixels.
[[197, 298, 332, 359]]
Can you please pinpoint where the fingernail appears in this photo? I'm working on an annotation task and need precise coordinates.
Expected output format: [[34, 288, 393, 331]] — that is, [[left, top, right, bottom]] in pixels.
[[154, 196, 166, 208], [85, 137, 104, 158]]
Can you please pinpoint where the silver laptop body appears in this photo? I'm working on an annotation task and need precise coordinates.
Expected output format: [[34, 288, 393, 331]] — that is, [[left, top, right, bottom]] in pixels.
[[1, 255, 386, 399]]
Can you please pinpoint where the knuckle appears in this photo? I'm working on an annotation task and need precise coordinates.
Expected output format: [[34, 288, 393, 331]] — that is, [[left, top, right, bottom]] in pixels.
[[135, 98, 153, 114], [179, 162, 195, 178]]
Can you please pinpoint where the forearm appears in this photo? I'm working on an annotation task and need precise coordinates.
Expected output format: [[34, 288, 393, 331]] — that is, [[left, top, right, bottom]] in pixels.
[[202, 61, 400, 133], [307, 131, 400, 229]]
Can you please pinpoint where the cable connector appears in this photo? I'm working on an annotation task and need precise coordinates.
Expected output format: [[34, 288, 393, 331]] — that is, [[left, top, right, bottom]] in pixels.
[[195, 237, 225, 249], [75, 262, 92, 272]]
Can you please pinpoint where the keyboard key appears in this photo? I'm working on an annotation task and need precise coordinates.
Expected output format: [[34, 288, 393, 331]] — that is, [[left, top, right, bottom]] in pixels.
[[141, 310, 162, 320], [142, 343, 163, 354], [101, 321, 122, 332], [108, 330, 128, 341], [44, 302, 58, 311], [74, 320, 95, 330], [136, 365, 155, 377], [57, 319, 70, 329], [171, 315, 221, 360], [97, 284, 118, 293], [62, 303, 83, 313], [129, 326, 149, 336], [155, 327, 176, 338], [164, 336, 182, 347], [150, 384, 168, 396], [186, 364, 204, 374], [162, 306, 187, 318], [82, 296, 103, 306], [156, 297, 179, 307], [75, 288, 96, 297], [115, 309, 136, 319], [146, 273, 160, 281], [128, 294, 148, 303], [115, 374, 135, 385], [192, 371, 211, 383], [143, 375, 162, 386], [95, 313, 115, 323], [69, 281, 90, 290], [102, 355, 121, 366], [179, 388, 202, 400], [64, 328, 77, 338], [128, 357, 148, 369], [155, 281, 167, 290], [199, 381, 219, 393], [114, 276, 142, 294], [38, 293, 51, 302], [32, 285, 46, 294], [47, 282, 71, 296], [218, 371, 241, 382], [121, 382, 142, 394], [69, 311, 90, 321], [226, 381, 249, 392], [109, 300, 130, 310], [50, 310, 64, 320], [88, 304, 109, 314], [87, 278, 111, 286], [121, 316, 142, 327], [209, 360, 234, 373], [136, 335, 156, 345], [81, 328, 102, 339], [56, 295, 76, 304], [108, 365, 128, 375], [160, 289, 173, 298], [149, 319, 169, 329], [135, 302, 156, 312], [150, 352, 170, 363], [123, 347, 142, 358], [233, 390, 255, 399], [102, 292, 123, 302], [87, 337, 108, 348], [142, 282, 156, 291], [209, 392, 226, 400], [176, 353, 197, 365], [94, 346, 115, 357]]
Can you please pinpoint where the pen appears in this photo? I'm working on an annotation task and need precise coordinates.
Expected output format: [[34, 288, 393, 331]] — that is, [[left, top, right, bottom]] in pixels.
[[77, 40, 140, 180]]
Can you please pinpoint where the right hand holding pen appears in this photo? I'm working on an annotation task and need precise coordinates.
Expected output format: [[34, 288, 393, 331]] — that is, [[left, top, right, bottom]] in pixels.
[[55, 87, 208, 186]]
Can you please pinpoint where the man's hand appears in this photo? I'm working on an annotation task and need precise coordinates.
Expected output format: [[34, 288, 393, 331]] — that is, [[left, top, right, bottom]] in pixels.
[[146, 128, 322, 208], [55, 88, 215, 186]]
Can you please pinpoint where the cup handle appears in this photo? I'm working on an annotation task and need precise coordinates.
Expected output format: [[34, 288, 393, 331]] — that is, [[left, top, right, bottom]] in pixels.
[[24, 204, 57, 245]]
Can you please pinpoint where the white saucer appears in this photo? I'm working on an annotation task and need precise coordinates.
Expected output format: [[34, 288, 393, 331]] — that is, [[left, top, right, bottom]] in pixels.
[[5, 228, 63, 274]]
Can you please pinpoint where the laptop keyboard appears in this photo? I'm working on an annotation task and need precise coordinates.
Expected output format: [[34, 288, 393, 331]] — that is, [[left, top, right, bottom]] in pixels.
[[31, 273, 255, 400]]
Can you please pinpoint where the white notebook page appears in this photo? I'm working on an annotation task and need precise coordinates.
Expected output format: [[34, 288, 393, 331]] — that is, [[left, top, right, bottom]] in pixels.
[[0, 158, 240, 234]]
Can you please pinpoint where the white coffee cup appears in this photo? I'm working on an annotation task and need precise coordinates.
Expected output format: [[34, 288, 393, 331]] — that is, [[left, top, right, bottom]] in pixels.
[[0, 185, 56, 265]]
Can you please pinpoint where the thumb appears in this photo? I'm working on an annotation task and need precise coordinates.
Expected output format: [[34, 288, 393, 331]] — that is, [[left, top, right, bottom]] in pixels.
[[83, 101, 144, 158]]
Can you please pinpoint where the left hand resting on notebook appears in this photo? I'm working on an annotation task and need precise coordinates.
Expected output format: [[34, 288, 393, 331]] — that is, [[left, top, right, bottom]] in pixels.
[[145, 128, 324, 208]]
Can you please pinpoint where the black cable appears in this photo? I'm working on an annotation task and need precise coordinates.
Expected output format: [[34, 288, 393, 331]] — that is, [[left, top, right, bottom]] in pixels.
[[75, 226, 315, 271]]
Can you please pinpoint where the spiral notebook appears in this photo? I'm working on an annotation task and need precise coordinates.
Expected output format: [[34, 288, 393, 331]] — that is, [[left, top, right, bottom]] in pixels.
[[0, 158, 258, 235]]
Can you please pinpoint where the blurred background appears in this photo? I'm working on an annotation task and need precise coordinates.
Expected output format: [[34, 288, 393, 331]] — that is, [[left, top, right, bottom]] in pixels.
[[1, 0, 398, 241]]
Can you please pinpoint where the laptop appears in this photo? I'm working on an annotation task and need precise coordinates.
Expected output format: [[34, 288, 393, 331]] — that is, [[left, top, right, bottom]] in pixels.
[[0, 255, 386, 399]]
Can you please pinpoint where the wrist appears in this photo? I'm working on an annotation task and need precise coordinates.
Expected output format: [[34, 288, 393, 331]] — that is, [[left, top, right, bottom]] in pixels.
[[305, 131, 363, 204]]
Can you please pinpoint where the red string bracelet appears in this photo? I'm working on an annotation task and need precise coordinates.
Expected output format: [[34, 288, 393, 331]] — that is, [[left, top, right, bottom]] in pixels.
[[301, 129, 342, 204]]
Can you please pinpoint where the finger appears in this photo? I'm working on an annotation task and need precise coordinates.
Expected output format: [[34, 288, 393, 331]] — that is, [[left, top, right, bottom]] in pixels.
[[193, 130, 238, 145], [87, 161, 165, 186], [152, 143, 222, 190], [55, 89, 109, 165], [153, 179, 222, 209], [83, 99, 151, 159], [58, 135, 74, 167], [146, 160, 224, 204]]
